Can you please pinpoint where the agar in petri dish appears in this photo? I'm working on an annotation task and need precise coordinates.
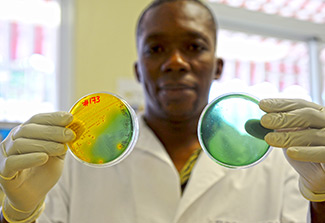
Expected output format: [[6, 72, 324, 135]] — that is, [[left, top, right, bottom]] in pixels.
[[66, 92, 139, 167], [198, 93, 271, 169]]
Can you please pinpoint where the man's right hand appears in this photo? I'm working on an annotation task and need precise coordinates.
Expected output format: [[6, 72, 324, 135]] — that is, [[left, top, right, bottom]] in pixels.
[[0, 112, 75, 222]]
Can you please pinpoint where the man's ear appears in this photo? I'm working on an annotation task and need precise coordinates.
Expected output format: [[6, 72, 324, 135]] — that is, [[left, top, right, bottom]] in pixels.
[[134, 62, 141, 83], [214, 57, 224, 80]]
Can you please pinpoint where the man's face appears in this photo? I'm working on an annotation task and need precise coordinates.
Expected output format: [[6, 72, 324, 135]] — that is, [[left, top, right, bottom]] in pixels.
[[135, 1, 219, 122]]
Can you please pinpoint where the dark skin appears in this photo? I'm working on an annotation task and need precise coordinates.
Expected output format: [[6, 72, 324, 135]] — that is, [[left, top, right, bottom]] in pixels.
[[135, 1, 222, 172], [311, 201, 325, 222]]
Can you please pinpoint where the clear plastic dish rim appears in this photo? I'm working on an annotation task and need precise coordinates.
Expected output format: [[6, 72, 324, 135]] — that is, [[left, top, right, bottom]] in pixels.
[[197, 92, 272, 169], [67, 91, 139, 168]]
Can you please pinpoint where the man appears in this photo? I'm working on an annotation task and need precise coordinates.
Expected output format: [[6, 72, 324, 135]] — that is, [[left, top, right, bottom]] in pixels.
[[1, 0, 325, 222]]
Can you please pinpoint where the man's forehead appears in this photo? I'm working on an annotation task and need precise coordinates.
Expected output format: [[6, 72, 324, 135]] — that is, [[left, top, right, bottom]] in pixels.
[[139, 1, 214, 42], [143, 1, 211, 25], [142, 31, 211, 45]]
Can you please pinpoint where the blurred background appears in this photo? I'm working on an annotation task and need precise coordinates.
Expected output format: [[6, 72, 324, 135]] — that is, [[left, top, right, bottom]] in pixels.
[[0, 0, 324, 140]]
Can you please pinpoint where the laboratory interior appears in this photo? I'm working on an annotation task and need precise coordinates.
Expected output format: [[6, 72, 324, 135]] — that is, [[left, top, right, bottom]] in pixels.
[[1, 0, 325, 221], [0, 0, 324, 139]]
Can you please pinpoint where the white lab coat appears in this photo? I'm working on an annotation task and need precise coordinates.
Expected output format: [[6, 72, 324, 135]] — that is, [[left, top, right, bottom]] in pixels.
[[39, 114, 309, 223]]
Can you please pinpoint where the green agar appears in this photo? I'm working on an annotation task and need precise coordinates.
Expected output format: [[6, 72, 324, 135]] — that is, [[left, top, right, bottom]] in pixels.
[[198, 93, 271, 168]]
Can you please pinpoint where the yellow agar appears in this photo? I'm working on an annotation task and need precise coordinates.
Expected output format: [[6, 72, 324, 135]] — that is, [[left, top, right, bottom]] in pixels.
[[67, 93, 134, 165]]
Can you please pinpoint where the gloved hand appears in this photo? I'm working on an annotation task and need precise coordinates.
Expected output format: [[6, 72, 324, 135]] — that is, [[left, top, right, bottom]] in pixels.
[[259, 98, 325, 202], [0, 112, 75, 222]]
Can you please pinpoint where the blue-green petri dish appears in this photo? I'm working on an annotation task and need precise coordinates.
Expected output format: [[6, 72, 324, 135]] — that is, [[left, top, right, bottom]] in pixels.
[[198, 93, 272, 169]]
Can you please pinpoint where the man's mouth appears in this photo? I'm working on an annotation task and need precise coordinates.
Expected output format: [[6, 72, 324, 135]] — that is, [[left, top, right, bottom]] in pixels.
[[159, 82, 195, 91]]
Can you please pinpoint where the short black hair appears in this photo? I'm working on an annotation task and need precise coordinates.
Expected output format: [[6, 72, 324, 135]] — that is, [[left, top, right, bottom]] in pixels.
[[136, 0, 218, 43]]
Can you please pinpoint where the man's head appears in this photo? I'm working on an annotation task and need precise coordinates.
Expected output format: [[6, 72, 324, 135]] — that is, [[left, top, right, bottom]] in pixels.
[[135, 0, 223, 122], [136, 0, 218, 48]]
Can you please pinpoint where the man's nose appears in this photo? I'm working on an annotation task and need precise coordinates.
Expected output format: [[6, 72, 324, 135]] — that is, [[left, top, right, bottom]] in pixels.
[[161, 50, 190, 73]]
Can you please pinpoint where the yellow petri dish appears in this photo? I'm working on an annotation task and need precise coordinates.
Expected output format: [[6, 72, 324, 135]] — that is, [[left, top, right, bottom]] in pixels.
[[67, 92, 139, 167]]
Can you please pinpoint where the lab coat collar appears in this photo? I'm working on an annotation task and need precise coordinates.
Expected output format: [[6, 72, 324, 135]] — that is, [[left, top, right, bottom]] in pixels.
[[135, 113, 174, 166], [174, 150, 230, 222], [136, 113, 229, 222]]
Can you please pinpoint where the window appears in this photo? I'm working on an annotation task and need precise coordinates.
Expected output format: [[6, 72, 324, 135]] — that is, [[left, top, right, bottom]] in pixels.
[[0, 0, 61, 122], [210, 30, 311, 101], [207, 0, 325, 103]]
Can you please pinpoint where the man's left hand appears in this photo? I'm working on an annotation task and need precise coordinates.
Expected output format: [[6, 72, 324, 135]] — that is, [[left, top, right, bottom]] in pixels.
[[259, 98, 325, 202]]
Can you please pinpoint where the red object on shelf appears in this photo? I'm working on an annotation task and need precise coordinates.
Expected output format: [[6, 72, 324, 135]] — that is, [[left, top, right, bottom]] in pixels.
[[34, 26, 44, 55], [10, 22, 18, 60]]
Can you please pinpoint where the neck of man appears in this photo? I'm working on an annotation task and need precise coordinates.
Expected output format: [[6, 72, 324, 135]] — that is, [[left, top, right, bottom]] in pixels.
[[144, 112, 202, 172]]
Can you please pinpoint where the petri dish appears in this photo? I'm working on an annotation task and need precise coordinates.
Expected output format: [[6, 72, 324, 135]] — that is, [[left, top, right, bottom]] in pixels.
[[66, 92, 139, 167], [198, 93, 271, 169]]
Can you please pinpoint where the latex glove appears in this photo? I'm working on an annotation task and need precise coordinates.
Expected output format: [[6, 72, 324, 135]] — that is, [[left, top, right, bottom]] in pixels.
[[259, 98, 325, 202], [0, 112, 75, 222]]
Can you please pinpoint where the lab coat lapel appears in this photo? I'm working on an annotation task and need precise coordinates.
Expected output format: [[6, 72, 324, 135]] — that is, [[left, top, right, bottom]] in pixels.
[[136, 114, 173, 165], [174, 151, 229, 222]]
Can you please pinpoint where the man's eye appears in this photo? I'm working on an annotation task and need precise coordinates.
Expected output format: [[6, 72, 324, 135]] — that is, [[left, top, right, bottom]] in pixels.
[[188, 44, 206, 52], [146, 45, 164, 54]]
